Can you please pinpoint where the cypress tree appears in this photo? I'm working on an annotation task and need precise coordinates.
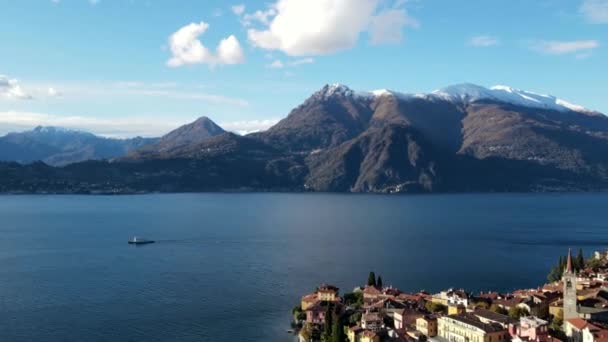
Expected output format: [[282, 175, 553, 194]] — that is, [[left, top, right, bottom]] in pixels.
[[377, 276, 383, 289], [367, 272, 376, 287], [331, 310, 344, 342], [323, 304, 333, 341], [576, 248, 585, 271]]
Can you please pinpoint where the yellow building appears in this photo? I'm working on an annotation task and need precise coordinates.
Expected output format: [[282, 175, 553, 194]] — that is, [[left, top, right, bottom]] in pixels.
[[417, 316, 438, 337], [549, 299, 564, 320], [301, 293, 318, 310], [347, 327, 379, 342], [449, 304, 466, 315], [317, 284, 339, 301], [438, 314, 509, 342], [360, 330, 380, 342]]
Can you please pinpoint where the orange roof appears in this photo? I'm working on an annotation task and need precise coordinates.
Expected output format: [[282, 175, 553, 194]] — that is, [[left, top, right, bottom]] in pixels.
[[361, 330, 377, 337], [301, 293, 317, 302], [363, 286, 382, 295], [566, 318, 589, 330]]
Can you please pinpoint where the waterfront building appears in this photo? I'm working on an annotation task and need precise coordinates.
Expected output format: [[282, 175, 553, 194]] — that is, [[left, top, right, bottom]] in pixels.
[[301, 293, 318, 310], [438, 314, 509, 342], [317, 284, 339, 301]]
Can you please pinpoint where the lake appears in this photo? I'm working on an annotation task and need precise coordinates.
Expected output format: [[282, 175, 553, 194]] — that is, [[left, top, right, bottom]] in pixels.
[[0, 193, 607, 341]]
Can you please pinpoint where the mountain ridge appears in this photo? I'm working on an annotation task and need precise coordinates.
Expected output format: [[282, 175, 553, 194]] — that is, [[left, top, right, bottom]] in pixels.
[[1, 83, 607, 194]]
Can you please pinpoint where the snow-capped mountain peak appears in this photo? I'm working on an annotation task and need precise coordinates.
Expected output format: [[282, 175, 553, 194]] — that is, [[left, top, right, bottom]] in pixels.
[[432, 83, 592, 113], [313, 83, 595, 114]]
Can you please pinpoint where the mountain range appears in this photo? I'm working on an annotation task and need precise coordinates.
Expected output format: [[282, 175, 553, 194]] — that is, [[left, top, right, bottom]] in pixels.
[[1, 83, 608, 194], [0, 126, 157, 166]]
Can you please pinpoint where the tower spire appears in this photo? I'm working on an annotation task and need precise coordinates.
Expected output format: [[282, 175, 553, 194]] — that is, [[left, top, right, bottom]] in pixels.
[[566, 248, 573, 273]]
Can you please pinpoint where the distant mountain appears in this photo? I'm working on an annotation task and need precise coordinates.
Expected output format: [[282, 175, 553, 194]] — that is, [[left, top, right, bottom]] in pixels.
[[126, 116, 226, 159], [1, 83, 608, 194], [0, 126, 158, 166]]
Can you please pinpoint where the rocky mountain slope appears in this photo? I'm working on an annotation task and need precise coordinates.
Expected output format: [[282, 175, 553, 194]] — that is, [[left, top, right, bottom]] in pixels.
[[1, 83, 607, 193]]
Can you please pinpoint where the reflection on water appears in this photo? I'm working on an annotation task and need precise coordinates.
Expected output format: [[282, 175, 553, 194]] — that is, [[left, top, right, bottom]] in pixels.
[[0, 193, 606, 341]]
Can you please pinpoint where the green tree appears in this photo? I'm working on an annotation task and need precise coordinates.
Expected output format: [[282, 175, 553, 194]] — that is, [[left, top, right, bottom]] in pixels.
[[343, 292, 363, 307], [425, 301, 447, 314], [331, 311, 345, 342], [550, 316, 563, 332], [367, 272, 376, 287], [548, 254, 567, 282], [323, 304, 333, 342], [576, 248, 585, 271], [377, 276, 383, 289], [508, 306, 529, 319], [474, 301, 490, 309], [490, 304, 508, 315]]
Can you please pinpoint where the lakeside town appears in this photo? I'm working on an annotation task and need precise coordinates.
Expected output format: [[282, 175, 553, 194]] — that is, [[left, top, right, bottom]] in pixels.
[[292, 248, 608, 342]]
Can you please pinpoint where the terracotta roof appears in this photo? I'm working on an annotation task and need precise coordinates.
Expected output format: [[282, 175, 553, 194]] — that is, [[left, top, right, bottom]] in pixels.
[[363, 286, 382, 295], [566, 318, 589, 330], [361, 330, 377, 337], [318, 284, 339, 293], [587, 323, 608, 342], [301, 293, 317, 301]]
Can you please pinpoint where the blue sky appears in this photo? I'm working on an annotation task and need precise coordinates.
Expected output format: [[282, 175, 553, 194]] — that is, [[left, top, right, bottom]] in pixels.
[[0, 0, 606, 137]]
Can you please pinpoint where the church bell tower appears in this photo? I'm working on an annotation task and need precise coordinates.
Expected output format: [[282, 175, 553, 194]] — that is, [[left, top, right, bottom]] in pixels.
[[563, 248, 578, 321]]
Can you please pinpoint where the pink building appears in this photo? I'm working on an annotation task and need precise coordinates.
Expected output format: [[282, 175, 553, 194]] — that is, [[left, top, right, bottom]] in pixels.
[[509, 316, 550, 342]]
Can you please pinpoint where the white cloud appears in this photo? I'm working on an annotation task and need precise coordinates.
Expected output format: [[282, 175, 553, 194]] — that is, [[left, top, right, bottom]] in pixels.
[[47, 87, 61, 97], [288, 58, 314, 66], [268, 60, 284, 69], [246, 0, 418, 56], [533, 40, 599, 55], [231, 4, 246, 16], [28, 80, 249, 107], [0, 75, 32, 100], [219, 119, 280, 135], [580, 0, 608, 24], [166, 22, 245, 67], [369, 9, 418, 45], [469, 35, 499, 47], [243, 8, 277, 26]]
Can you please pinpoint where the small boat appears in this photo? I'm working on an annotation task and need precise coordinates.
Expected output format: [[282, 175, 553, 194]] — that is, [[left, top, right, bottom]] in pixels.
[[128, 236, 155, 245]]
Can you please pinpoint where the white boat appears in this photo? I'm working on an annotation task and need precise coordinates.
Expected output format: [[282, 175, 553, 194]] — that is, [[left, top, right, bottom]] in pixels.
[[128, 236, 155, 245]]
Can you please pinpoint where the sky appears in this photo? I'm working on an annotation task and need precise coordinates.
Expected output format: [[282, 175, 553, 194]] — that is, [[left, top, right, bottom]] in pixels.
[[0, 0, 607, 138]]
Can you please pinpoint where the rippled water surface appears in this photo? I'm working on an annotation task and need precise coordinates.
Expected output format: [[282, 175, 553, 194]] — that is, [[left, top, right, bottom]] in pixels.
[[1, 193, 607, 341]]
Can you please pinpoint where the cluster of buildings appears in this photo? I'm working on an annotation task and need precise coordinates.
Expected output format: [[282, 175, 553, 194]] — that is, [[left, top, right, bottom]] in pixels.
[[295, 249, 608, 342]]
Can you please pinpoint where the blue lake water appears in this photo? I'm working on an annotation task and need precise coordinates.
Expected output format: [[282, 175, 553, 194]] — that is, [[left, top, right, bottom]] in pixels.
[[0, 193, 607, 341]]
